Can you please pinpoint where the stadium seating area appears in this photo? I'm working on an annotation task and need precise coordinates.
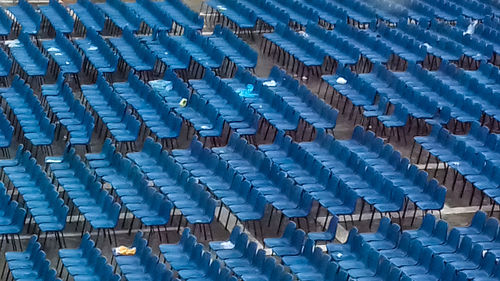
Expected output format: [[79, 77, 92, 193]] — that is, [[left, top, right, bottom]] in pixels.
[[0, 0, 497, 280]]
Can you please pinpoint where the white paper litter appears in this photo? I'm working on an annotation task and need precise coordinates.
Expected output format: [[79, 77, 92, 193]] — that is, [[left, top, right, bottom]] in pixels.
[[45, 157, 63, 163], [463, 20, 479, 36], [298, 31, 309, 38], [88, 46, 98, 51], [336, 77, 347, 84], [263, 80, 277, 87], [220, 241, 234, 249], [47, 47, 60, 52], [420, 43, 432, 50], [5, 39, 19, 48]]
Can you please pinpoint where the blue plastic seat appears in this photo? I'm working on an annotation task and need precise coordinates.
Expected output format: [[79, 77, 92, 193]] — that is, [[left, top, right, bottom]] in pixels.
[[114, 72, 182, 140], [263, 23, 325, 67], [0, 186, 26, 237], [82, 75, 140, 142], [108, 28, 155, 71], [39, 0, 75, 34], [126, 0, 172, 32], [205, 0, 257, 29], [69, 0, 106, 32], [281, 239, 334, 280], [8, 32, 48, 76], [49, 147, 120, 231], [209, 25, 258, 68], [8, 0, 41, 35], [170, 28, 225, 69], [190, 70, 259, 134], [42, 32, 82, 74], [125, 138, 216, 224], [117, 231, 175, 281], [0, 8, 12, 37], [154, 0, 204, 30], [144, 33, 191, 70], [59, 233, 120, 280], [1, 77, 54, 146], [96, 0, 141, 32], [264, 222, 306, 256], [74, 28, 118, 73], [6, 237, 58, 281], [161, 229, 228, 280], [211, 229, 293, 281], [264, 66, 338, 130]]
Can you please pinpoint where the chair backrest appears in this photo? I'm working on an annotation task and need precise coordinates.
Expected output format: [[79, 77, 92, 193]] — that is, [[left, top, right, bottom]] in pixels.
[[301, 238, 315, 257], [428, 255, 445, 278], [326, 215, 339, 236], [292, 229, 306, 247], [281, 222, 297, 240], [375, 217, 391, 236], [419, 213, 437, 234]]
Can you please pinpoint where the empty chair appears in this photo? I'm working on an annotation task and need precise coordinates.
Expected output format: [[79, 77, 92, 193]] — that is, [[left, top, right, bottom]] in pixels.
[[69, 0, 106, 32], [114, 72, 182, 140], [1, 145, 67, 239], [86, 142, 173, 229], [144, 32, 191, 70], [126, 0, 173, 32], [154, 0, 204, 30], [0, 184, 26, 247], [209, 25, 258, 68], [281, 239, 335, 280], [58, 233, 120, 280], [108, 27, 155, 71], [160, 228, 227, 280], [81, 75, 140, 142], [43, 77, 94, 145], [5, 236, 58, 281], [454, 211, 487, 235], [116, 231, 176, 281], [96, 0, 141, 32], [39, 0, 75, 34], [74, 28, 118, 73], [264, 222, 306, 256], [307, 215, 339, 243], [42, 32, 82, 75], [125, 138, 216, 225], [170, 28, 225, 69], [48, 147, 120, 236], [8, 32, 48, 77], [8, 0, 41, 35]]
